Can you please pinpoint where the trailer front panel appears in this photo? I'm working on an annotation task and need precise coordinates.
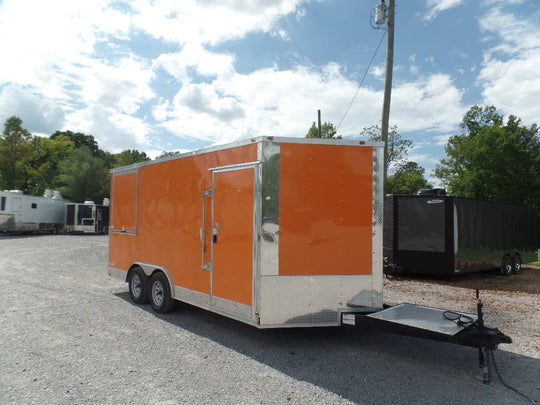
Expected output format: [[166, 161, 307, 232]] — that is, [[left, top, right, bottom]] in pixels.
[[109, 137, 384, 328]]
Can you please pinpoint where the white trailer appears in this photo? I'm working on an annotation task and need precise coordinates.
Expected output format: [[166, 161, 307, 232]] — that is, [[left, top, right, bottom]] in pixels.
[[0, 190, 67, 233]]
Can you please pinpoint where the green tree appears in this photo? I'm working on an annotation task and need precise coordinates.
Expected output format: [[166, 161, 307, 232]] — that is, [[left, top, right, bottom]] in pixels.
[[435, 105, 540, 206], [26, 135, 74, 195], [54, 146, 110, 202], [306, 122, 342, 139], [361, 124, 412, 170], [387, 161, 432, 194], [0, 116, 33, 191], [113, 149, 150, 167], [156, 151, 182, 160], [51, 130, 100, 156]]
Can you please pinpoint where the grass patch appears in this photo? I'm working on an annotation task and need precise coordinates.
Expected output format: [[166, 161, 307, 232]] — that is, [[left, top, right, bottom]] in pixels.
[[526, 250, 540, 268]]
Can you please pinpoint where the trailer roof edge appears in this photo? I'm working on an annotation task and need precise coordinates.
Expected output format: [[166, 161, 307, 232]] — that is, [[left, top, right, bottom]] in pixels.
[[110, 136, 384, 174]]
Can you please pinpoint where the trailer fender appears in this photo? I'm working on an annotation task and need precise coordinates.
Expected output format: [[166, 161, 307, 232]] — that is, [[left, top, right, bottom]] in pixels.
[[130, 262, 175, 299]]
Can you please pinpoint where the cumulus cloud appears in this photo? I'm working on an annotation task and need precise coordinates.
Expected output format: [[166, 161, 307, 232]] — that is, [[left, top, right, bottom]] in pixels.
[[0, 0, 312, 152], [129, 0, 304, 45], [0, 85, 65, 135], [477, 8, 540, 124], [422, 0, 465, 21], [391, 74, 465, 133]]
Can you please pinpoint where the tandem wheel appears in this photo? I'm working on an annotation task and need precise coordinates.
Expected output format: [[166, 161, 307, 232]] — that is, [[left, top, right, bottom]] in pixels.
[[128, 266, 149, 304], [500, 255, 512, 276], [149, 272, 175, 314]]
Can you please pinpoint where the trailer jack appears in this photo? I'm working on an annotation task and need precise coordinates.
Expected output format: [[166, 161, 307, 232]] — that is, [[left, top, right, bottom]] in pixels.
[[342, 290, 512, 383]]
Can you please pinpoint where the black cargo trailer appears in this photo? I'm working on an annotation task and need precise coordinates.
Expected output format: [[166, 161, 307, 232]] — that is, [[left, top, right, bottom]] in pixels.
[[385, 195, 537, 275]]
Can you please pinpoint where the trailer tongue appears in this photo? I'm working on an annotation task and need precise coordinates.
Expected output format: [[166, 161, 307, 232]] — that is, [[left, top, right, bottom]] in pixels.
[[342, 290, 511, 383]]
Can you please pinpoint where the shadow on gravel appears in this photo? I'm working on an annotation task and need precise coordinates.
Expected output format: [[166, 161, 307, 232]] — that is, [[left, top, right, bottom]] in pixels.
[[0, 234, 51, 240], [115, 292, 539, 404]]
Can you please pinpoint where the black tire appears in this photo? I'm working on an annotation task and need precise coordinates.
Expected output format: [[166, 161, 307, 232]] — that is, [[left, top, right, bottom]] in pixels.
[[128, 267, 149, 304], [511, 254, 521, 274], [149, 272, 174, 314], [500, 255, 512, 276]]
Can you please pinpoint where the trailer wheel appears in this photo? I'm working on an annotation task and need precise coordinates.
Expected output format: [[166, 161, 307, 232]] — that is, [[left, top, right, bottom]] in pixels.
[[149, 272, 174, 314], [128, 267, 149, 304], [511, 254, 521, 274], [500, 255, 512, 276]]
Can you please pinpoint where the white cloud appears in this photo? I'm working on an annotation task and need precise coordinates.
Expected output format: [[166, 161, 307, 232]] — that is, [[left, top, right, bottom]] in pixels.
[[0, 0, 471, 158], [0, 84, 65, 135], [0, 0, 311, 153], [433, 134, 453, 146], [422, 0, 465, 21], [154, 45, 235, 83], [129, 0, 305, 46], [391, 74, 465, 133], [477, 8, 540, 124], [409, 54, 419, 75]]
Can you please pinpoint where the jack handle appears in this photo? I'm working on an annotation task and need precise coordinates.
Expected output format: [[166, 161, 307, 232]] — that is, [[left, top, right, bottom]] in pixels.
[[476, 289, 484, 328]]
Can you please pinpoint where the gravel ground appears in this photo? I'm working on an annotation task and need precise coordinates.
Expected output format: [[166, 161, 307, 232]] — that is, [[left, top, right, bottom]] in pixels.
[[0, 235, 538, 404]]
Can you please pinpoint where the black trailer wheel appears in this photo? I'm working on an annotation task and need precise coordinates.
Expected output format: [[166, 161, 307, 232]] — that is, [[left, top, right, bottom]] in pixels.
[[511, 254, 521, 274], [500, 255, 512, 276], [149, 272, 174, 314], [128, 266, 149, 304]]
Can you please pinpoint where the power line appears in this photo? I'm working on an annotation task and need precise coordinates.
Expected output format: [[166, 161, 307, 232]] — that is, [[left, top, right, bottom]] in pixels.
[[336, 30, 387, 132]]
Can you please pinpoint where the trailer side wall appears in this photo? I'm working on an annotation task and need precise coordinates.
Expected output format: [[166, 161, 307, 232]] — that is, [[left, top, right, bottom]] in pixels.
[[109, 138, 384, 328]]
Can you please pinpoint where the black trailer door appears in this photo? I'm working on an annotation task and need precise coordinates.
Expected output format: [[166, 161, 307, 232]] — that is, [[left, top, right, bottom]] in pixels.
[[392, 196, 454, 274]]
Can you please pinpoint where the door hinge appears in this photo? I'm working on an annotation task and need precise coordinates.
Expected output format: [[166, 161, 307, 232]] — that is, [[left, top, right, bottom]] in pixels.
[[202, 263, 212, 271]]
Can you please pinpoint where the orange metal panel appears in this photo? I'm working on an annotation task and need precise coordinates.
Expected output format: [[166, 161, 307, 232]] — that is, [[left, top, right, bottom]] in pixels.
[[278, 144, 373, 276], [110, 172, 138, 232], [109, 143, 257, 297], [212, 169, 254, 306]]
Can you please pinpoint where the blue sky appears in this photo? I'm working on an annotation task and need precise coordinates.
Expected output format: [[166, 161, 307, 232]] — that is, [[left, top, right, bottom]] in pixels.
[[0, 0, 539, 184]]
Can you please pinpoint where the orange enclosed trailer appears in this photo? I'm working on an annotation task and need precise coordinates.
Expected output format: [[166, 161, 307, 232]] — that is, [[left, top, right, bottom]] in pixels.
[[108, 137, 384, 327]]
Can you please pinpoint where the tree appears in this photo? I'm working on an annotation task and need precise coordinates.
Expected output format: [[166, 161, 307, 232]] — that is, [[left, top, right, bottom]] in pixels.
[[361, 124, 412, 171], [51, 130, 100, 156], [0, 116, 33, 191], [26, 135, 74, 196], [54, 146, 110, 203], [156, 151, 181, 160], [360, 124, 430, 193], [306, 122, 342, 139], [113, 149, 150, 167], [387, 161, 431, 194], [435, 105, 540, 207]]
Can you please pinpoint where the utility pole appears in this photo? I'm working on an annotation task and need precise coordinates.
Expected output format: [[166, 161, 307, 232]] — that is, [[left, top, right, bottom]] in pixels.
[[379, 0, 395, 194], [317, 109, 322, 138]]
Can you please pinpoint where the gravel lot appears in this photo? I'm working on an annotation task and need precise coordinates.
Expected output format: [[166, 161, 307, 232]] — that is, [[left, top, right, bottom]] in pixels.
[[1, 235, 538, 404]]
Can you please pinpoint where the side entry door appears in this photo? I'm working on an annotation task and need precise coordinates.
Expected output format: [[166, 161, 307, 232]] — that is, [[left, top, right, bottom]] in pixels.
[[210, 165, 256, 309]]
